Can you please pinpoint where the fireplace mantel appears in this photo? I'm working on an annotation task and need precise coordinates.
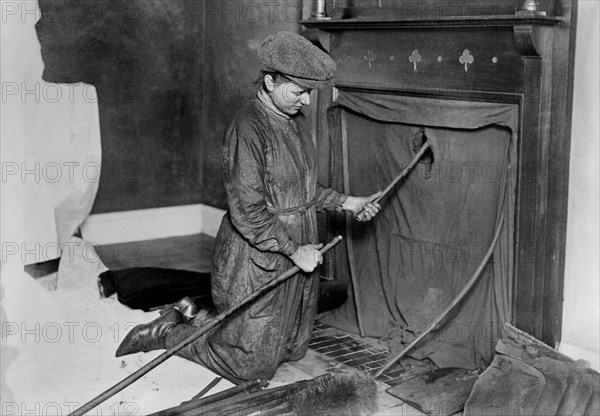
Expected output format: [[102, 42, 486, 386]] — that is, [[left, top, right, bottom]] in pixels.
[[303, 15, 561, 59], [302, 15, 562, 30], [307, 2, 577, 348]]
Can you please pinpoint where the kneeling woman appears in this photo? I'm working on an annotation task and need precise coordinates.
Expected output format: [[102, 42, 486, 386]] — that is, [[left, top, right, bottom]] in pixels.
[[116, 31, 380, 383]]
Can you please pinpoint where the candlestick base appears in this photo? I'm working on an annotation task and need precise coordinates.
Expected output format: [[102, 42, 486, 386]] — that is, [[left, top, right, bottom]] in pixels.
[[516, 9, 547, 16]]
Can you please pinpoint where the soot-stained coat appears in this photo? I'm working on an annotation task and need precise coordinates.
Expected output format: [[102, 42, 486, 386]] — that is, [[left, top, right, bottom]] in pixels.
[[166, 96, 346, 382]]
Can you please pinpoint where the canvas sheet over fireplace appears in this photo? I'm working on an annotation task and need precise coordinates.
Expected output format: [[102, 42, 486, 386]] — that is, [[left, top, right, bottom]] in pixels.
[[322, 91, 517, 370]]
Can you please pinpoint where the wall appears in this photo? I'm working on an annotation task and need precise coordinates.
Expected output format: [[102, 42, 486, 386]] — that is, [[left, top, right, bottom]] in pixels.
[[35, 0, 205, 213], [34, 0, 304, 212], [198, 0, 303, 208], [559, 0, 600, 369]]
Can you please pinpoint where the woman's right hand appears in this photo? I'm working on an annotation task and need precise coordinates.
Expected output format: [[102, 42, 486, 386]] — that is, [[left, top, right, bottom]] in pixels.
[[290, 244, 323, 273]]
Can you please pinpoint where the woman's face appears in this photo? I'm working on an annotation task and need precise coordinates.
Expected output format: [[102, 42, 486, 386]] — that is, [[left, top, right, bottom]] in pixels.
[[265, 76, 311, 116]]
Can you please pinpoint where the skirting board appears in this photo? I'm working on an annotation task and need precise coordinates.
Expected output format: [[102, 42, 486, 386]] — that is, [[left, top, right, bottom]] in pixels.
[[80, 204, 226, 245]]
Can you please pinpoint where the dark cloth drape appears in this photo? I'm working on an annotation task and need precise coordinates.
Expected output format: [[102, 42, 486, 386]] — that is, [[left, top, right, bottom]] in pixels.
[[99, 268, 347, 314], [99, 268, 211, 311], [322, 91, 516, 369]]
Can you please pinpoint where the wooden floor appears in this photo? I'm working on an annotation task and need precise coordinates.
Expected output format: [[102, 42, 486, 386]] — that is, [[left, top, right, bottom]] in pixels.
[[96, 233, 424, 415]]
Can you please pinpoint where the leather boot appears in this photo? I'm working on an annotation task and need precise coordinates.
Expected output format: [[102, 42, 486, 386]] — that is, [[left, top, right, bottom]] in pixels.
[[160, 296, 198, 323], [115, 308, 183, 357]]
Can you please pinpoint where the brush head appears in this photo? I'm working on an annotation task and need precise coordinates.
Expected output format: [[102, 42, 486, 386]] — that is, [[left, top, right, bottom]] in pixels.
[[290, 370, 379, 416]]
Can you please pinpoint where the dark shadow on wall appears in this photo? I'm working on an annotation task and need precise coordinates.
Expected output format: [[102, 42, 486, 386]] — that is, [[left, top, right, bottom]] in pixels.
[[35, 0, 303, 212], [36, 0, 204, 213], [196, 0, 303, 207]]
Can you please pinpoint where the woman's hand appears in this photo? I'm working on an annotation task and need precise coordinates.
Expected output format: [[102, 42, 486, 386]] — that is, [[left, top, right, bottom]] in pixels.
[[342, 192, 382, 222], [290, 244, 323, 272]]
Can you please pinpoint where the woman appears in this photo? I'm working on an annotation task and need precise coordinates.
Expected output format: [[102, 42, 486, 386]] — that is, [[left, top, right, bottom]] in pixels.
[[116, 32, 380, 382]]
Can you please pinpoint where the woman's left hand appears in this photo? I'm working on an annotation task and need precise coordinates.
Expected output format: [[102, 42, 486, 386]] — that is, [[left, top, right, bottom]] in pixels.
[[343, 192, 382, 221]]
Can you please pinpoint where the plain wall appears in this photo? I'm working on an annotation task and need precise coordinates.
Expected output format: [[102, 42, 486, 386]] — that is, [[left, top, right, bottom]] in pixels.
[[34, 0, 206, 214], [198, 0, 303, 208], [559, 0, 600, 369], [33, 0, 304, 212]]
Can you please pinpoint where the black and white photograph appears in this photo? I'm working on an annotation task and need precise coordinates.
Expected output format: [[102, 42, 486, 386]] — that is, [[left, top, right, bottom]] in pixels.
[[1, 0, 598, 414]]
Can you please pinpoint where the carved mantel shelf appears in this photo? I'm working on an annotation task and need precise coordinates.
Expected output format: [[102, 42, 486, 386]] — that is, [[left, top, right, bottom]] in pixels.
[[301, 15, 562, 30], [303, 14, 559, 78]]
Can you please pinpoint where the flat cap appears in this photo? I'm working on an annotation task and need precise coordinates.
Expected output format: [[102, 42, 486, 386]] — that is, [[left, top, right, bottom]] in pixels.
[[257, 31, 336, 90]]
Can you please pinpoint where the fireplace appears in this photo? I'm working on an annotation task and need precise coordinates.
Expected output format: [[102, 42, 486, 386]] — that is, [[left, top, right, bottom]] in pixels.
[[303, 5, 575, 366]]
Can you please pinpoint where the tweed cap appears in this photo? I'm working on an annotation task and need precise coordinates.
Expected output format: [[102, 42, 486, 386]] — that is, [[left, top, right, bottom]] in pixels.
[[257, 31, 336, 90]]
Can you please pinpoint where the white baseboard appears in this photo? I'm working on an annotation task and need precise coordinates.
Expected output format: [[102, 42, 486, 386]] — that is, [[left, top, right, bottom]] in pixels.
[[199, 204, 226, 237], [80, 204, 226, 245]]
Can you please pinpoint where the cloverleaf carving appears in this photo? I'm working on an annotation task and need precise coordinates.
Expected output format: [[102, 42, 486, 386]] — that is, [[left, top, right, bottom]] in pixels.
[[364, 50, 376, 68], [459, 49, 474, 72], [409, 49, 422, 72]]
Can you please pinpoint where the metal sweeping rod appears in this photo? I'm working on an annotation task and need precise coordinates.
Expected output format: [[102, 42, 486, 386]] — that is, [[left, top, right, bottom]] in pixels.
[[190, 376, 222, 400], [374, 212, 505, 378], [153, 371, 378, 416], [355, 140, 432, 221], [345, 139, 432, 338], [151, 374, 336, 416], [148, 379, 269, 416], [68, 236, 343, 416]]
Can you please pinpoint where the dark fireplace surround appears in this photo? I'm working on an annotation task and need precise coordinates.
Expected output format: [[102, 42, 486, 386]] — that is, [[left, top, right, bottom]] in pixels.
[[304, 9, 575, 348]]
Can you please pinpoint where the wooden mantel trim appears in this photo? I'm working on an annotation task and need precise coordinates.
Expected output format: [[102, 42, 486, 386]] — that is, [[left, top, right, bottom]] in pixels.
[[301, 15, 562, 30]]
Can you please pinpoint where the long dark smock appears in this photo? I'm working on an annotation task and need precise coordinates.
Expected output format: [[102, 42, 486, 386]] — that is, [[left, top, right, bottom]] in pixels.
[[166, 96, 346, 382]]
